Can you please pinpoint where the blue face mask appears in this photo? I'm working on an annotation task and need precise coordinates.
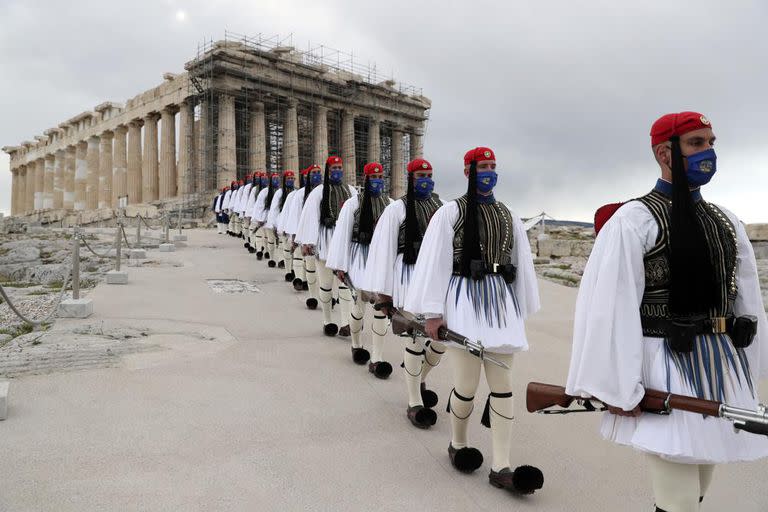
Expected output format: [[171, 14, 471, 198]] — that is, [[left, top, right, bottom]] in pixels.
[[285, 179, 295, 189], [367, 178, 384, 195], [685, 148, 717, 186], [476, 171, 497, 194], [310, 173, 322, 186], [414, 177, 434, 199], [329, 169, 344, 184], [271, 177, 280, 187], [260, 178, 268, 187]]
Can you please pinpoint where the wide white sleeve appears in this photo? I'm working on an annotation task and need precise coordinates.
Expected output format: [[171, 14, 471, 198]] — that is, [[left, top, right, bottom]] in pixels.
[[266, 190, 283, 228], [284, 192, 304, 236], [245, 188, 257, 217], [222, 190, 232, 210], [724, 208, 768, 380], [253, 189, 269, 222], [403, 202, 458, 317], [325, 195, 358, 272], [296, 186, 323, 245], [238, 186, 251, 213], [214, 195, 221, 213], [363, 201, 403, 295], [565, 204, 649, 410], [510, 214, 541, 319], [276, 191, 294, 233]]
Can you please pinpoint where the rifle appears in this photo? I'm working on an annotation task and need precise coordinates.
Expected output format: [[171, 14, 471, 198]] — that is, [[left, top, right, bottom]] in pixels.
[[526, 382, 768, 437], [390, 309, 510, 369], [337, 271, 359, 303]]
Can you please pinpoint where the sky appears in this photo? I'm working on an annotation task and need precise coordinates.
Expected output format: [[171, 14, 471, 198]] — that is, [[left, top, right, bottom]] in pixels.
[[1, 0, 767, 223]]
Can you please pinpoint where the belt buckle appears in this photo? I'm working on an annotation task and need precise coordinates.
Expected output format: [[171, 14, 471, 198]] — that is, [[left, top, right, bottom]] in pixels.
[[712, 317, 727, 334], [492, 263, 499, 273]]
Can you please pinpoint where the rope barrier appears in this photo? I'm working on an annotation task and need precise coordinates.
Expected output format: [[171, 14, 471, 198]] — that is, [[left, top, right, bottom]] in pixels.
[[80, 235, 119, 259], [0, 265, 73, 327]]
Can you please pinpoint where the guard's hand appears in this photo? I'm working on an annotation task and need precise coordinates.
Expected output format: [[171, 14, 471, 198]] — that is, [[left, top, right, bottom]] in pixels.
[[606, 404, 642, 417], [302, 244, 315, 256], [425, 317, 446, 341], [336, 270, 346, 282]]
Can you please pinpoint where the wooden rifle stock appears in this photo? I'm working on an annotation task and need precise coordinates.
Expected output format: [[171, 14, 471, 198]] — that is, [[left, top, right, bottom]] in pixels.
[[526, 382, 722, 417]]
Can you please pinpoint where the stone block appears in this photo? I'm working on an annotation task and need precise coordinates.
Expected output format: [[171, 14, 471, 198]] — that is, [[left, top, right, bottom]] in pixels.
[[172, 234, 187, 242], [747, 224, 768, 242], [159, 243, 175, 252], [538, 239, 572, 258], [105, 270, 128, 284], [129, 249, 147, 259], [753, 242, 768, 260], [58, 298, 93, 318], [0, 381, 8, 420]]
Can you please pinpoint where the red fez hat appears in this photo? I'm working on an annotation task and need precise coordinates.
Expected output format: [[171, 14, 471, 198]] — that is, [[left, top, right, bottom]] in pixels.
[[245, 173, 252, 179], [650, 112, 712, 146], [270, 172, 280, 178], [407, 158, 432, 173], [238, 179, 244, 185], [326, 155, 343, 166], [307, 164, 322, 173], [300, 167, 310, 176], [363, 162, 383, 175], [231, 180, 237, 186], [283, 170, 295, 178], [463, 147, 496, 166]]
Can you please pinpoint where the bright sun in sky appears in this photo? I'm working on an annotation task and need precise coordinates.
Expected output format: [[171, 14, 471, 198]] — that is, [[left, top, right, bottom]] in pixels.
[[175, 10, 186, 22]]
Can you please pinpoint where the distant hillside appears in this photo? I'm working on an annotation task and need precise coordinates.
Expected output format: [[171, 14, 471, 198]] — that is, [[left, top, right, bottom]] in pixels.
[[523, 218, 594, 229]]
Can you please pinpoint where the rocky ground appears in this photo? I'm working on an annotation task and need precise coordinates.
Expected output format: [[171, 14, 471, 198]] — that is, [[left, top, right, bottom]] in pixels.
[[0, 225, 174, 347], [529, 225, 768, 310]]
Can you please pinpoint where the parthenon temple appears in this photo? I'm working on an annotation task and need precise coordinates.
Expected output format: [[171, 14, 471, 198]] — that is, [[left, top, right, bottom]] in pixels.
[[3, 33, 431, 220]]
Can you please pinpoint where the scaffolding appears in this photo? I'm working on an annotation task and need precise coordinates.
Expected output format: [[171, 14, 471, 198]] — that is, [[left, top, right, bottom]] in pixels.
[[183, 30, 430, 217]]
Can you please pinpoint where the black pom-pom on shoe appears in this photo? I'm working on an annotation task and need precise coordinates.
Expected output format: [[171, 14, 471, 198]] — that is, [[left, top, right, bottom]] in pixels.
[[369, 361, 393, 379], [352, 347, 370, 365], [293, 278, 304, 291], [407, 406, 438, 429], [306, 298, 318, 310], [284, 272, 295, 282], [448, 444, 484, 473], [489, 465, 544, 495], [324, 323, 339, 337], [277, 261, 285, 269], [268, 260, 276, 268], [256, 252, 264, 260], [302, 281, 309, 291], [420, 382, 439, 409]]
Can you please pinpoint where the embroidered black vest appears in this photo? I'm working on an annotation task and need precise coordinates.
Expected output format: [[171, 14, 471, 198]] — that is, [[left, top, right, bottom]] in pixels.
[[351, 195, 389, 244], [322, 183, 352, 225], [451, 195, 515, 270], [636, 190, 738, 337], [397, 195, 442, 255]]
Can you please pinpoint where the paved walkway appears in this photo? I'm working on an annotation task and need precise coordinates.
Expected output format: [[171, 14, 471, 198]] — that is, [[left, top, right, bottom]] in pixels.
[[1, 229, 766, 511]]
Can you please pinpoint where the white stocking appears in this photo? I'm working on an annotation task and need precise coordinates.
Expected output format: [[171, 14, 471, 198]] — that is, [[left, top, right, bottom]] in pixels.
[[370, 308, 389, 363], [448, 347, 482, 449], [336, 278, 351, 328], [422, 340, 445, 382], [316, 258, 334, 325], [403, 337, 426, 407], [647, 454, 713, 512], [304, 254, 317, 300], [349, 296, 364, 349], [293, 247, 306, 282], [483, 353, 516, 472]]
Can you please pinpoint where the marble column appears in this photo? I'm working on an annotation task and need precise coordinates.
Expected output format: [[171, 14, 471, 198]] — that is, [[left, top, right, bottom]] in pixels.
[[391, 127, 405, 199], [312, 105, 328, 164], [283, 99, 299, 171], [53, 150, 65, 209], [34, 158, 44, 210], [11, 169, 18, 215], [98, 131, 113, 209], [64, 146, 76, 210], [75, 141, 88, 211], [18, 166, 27, 214], [249, 101, 266, 172], [217, 94, 236, 188], [159, 106, 177, 199], [43, 155, 54, 209], [199, 101, 213, 191], [193, 118, 200, 192], [368, 117, 381, 163], [341, 109, 356, 186], [113, 125, 128, 207], [142, 113, 159, 202], [127, 120, 143, 204], [410, 127, 424, 159], [86, 136, 100, 210], [178, 99, 195, 195]]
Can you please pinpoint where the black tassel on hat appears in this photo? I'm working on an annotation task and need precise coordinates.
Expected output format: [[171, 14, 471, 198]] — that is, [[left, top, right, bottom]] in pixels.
[[402, 172, 419, 265], [668, 136, 717, 316], [357, 175, 374, 244], [320, 163, 332, 225], [460, 160, 482, 278]]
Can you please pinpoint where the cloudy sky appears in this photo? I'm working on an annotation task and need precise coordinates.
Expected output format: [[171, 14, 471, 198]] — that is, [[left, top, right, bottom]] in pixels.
[[1, 0, 767, 222]]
